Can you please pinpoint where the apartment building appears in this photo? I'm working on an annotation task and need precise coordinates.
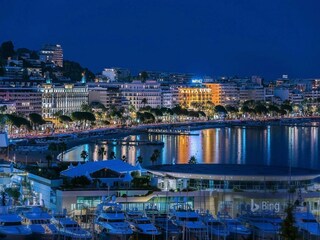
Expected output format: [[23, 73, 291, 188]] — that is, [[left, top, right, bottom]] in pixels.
[[178, 87, 212, 108], [88, 84, 122, 109], [39, 44, 63, 67], [120, 80, 162, 109], [0, 87, 42, 116], [239, 86, 266, 102], [204, 82, 238, 106]]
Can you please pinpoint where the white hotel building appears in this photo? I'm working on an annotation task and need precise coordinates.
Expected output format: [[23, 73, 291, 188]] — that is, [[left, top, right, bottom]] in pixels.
[[120, 80, 162, 110], [41, 83, 88, 118]]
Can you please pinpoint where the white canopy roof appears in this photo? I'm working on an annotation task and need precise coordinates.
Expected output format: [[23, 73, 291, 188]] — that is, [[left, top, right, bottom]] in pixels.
[[61, 159, 139, 178]]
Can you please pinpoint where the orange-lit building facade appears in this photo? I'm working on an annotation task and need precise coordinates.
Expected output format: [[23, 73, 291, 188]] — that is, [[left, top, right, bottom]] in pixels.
[[204, 83, 239, 106], [178, 87, 212, 108]]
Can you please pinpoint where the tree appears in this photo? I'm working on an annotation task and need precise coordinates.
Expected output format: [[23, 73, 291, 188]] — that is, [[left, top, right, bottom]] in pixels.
[[225, 105, 237, 113], [46, 154, 53, 168], [137, 155, 143, 164], [0, 106, 7, 114], [136, 112, 155, 124], [215, 105, 227, 118], [62, 60, 95, 82], [268, 104, 280, 116], [139, 71, 148, 82], [0, 41, 15, 59], [58, 142, 67, 161], [4, 114, 31, 132], [90, 101, 107, 111], [280, 203, 298, 240], [109, 151, 116, 159], [254, 104, 268, 115], [29, 113, 46, 131], [81, 103, 92, 112], [150, 149, 160, 165], [281, 104, 293, 114], [80, 150, 89, 162], [98, 147, 106, 159], [188, 156, 197, 164], [141, 98, 148, 108], [5, 188, 20, 202], [58, 115, 72, 123], [53, 110, 63, 119], [47, 142, 58, 165], [188, 111, 199, 118], [71, 111, 96, 128]]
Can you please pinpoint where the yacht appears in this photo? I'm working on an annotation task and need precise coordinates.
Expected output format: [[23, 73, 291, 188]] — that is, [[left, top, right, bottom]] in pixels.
[[0, 209, 32, 240], [200, 212, 230, 239], [51, 212, 92, 239], [145, 204, 161, 220], [154, 213, 182, 240], [217, 212, 251, 239], [95, 200, 133, 240], [169, 204, 207, 240], [239, 212, 280, 239], [126, 208, 161, 239], [19, 206, 58, 240], [294, 210, 320, 237]]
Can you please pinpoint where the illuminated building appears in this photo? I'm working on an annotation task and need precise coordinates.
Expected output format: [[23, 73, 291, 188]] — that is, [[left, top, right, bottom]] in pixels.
[[161, 85, 179, 108], [88, 84, 122, 109], [4, 59, 23, 80], [120, 80, 162, 109], [239, 86, 266, 102], [178, 87, 212, 108], [304, 90, 320, 101], [41, 83, 88, 118], [204, 83, 238, 106], [39, 44, 63, 67], [0, 87, 42, 116]]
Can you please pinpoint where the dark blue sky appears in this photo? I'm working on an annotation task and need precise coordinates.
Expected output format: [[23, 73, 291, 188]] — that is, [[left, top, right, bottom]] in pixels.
[[1, 0, 319, 80]]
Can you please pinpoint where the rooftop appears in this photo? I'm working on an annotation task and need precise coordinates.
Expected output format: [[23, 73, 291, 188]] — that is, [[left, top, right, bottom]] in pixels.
[[146, 164, 320, 181], [61, 159, 139, 178]]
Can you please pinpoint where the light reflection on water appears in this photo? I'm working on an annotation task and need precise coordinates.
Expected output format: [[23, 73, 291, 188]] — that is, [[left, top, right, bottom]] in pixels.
[[63, 126, 320, 169]]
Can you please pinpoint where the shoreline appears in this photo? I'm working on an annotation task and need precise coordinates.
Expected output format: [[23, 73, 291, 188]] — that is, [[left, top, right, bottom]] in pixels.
[[6, 116, 320, 163]]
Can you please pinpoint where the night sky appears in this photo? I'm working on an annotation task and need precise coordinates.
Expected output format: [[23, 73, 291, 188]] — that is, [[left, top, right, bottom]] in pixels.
[[1, 0, 320, 80]]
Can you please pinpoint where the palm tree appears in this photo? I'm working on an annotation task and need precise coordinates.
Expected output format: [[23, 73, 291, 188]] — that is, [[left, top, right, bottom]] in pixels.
[[58, 142, 67, 161], [150, 149, 160, 165], [80, 150, 89, 162], [98, 147, 106, 159], [46, 154, 53, 168], [280, 203, 298, 240], [188, 155, 197, 164], [48, 142, 58, 163], [137, 155, 143, 164], [109, 151, 116, 159]]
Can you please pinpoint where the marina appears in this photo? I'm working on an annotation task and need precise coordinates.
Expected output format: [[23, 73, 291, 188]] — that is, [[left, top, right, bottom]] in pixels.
[[0, 158, 318, 239]]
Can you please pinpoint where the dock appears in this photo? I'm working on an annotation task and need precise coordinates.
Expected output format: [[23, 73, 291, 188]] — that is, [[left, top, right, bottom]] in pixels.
[[146, 129, 199, 136], [100, 139, 164, 146]]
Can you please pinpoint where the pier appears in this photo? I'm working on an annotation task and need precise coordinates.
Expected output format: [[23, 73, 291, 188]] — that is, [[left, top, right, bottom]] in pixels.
[[146, 128, 200, 136], [100, 139, 164, 146]]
